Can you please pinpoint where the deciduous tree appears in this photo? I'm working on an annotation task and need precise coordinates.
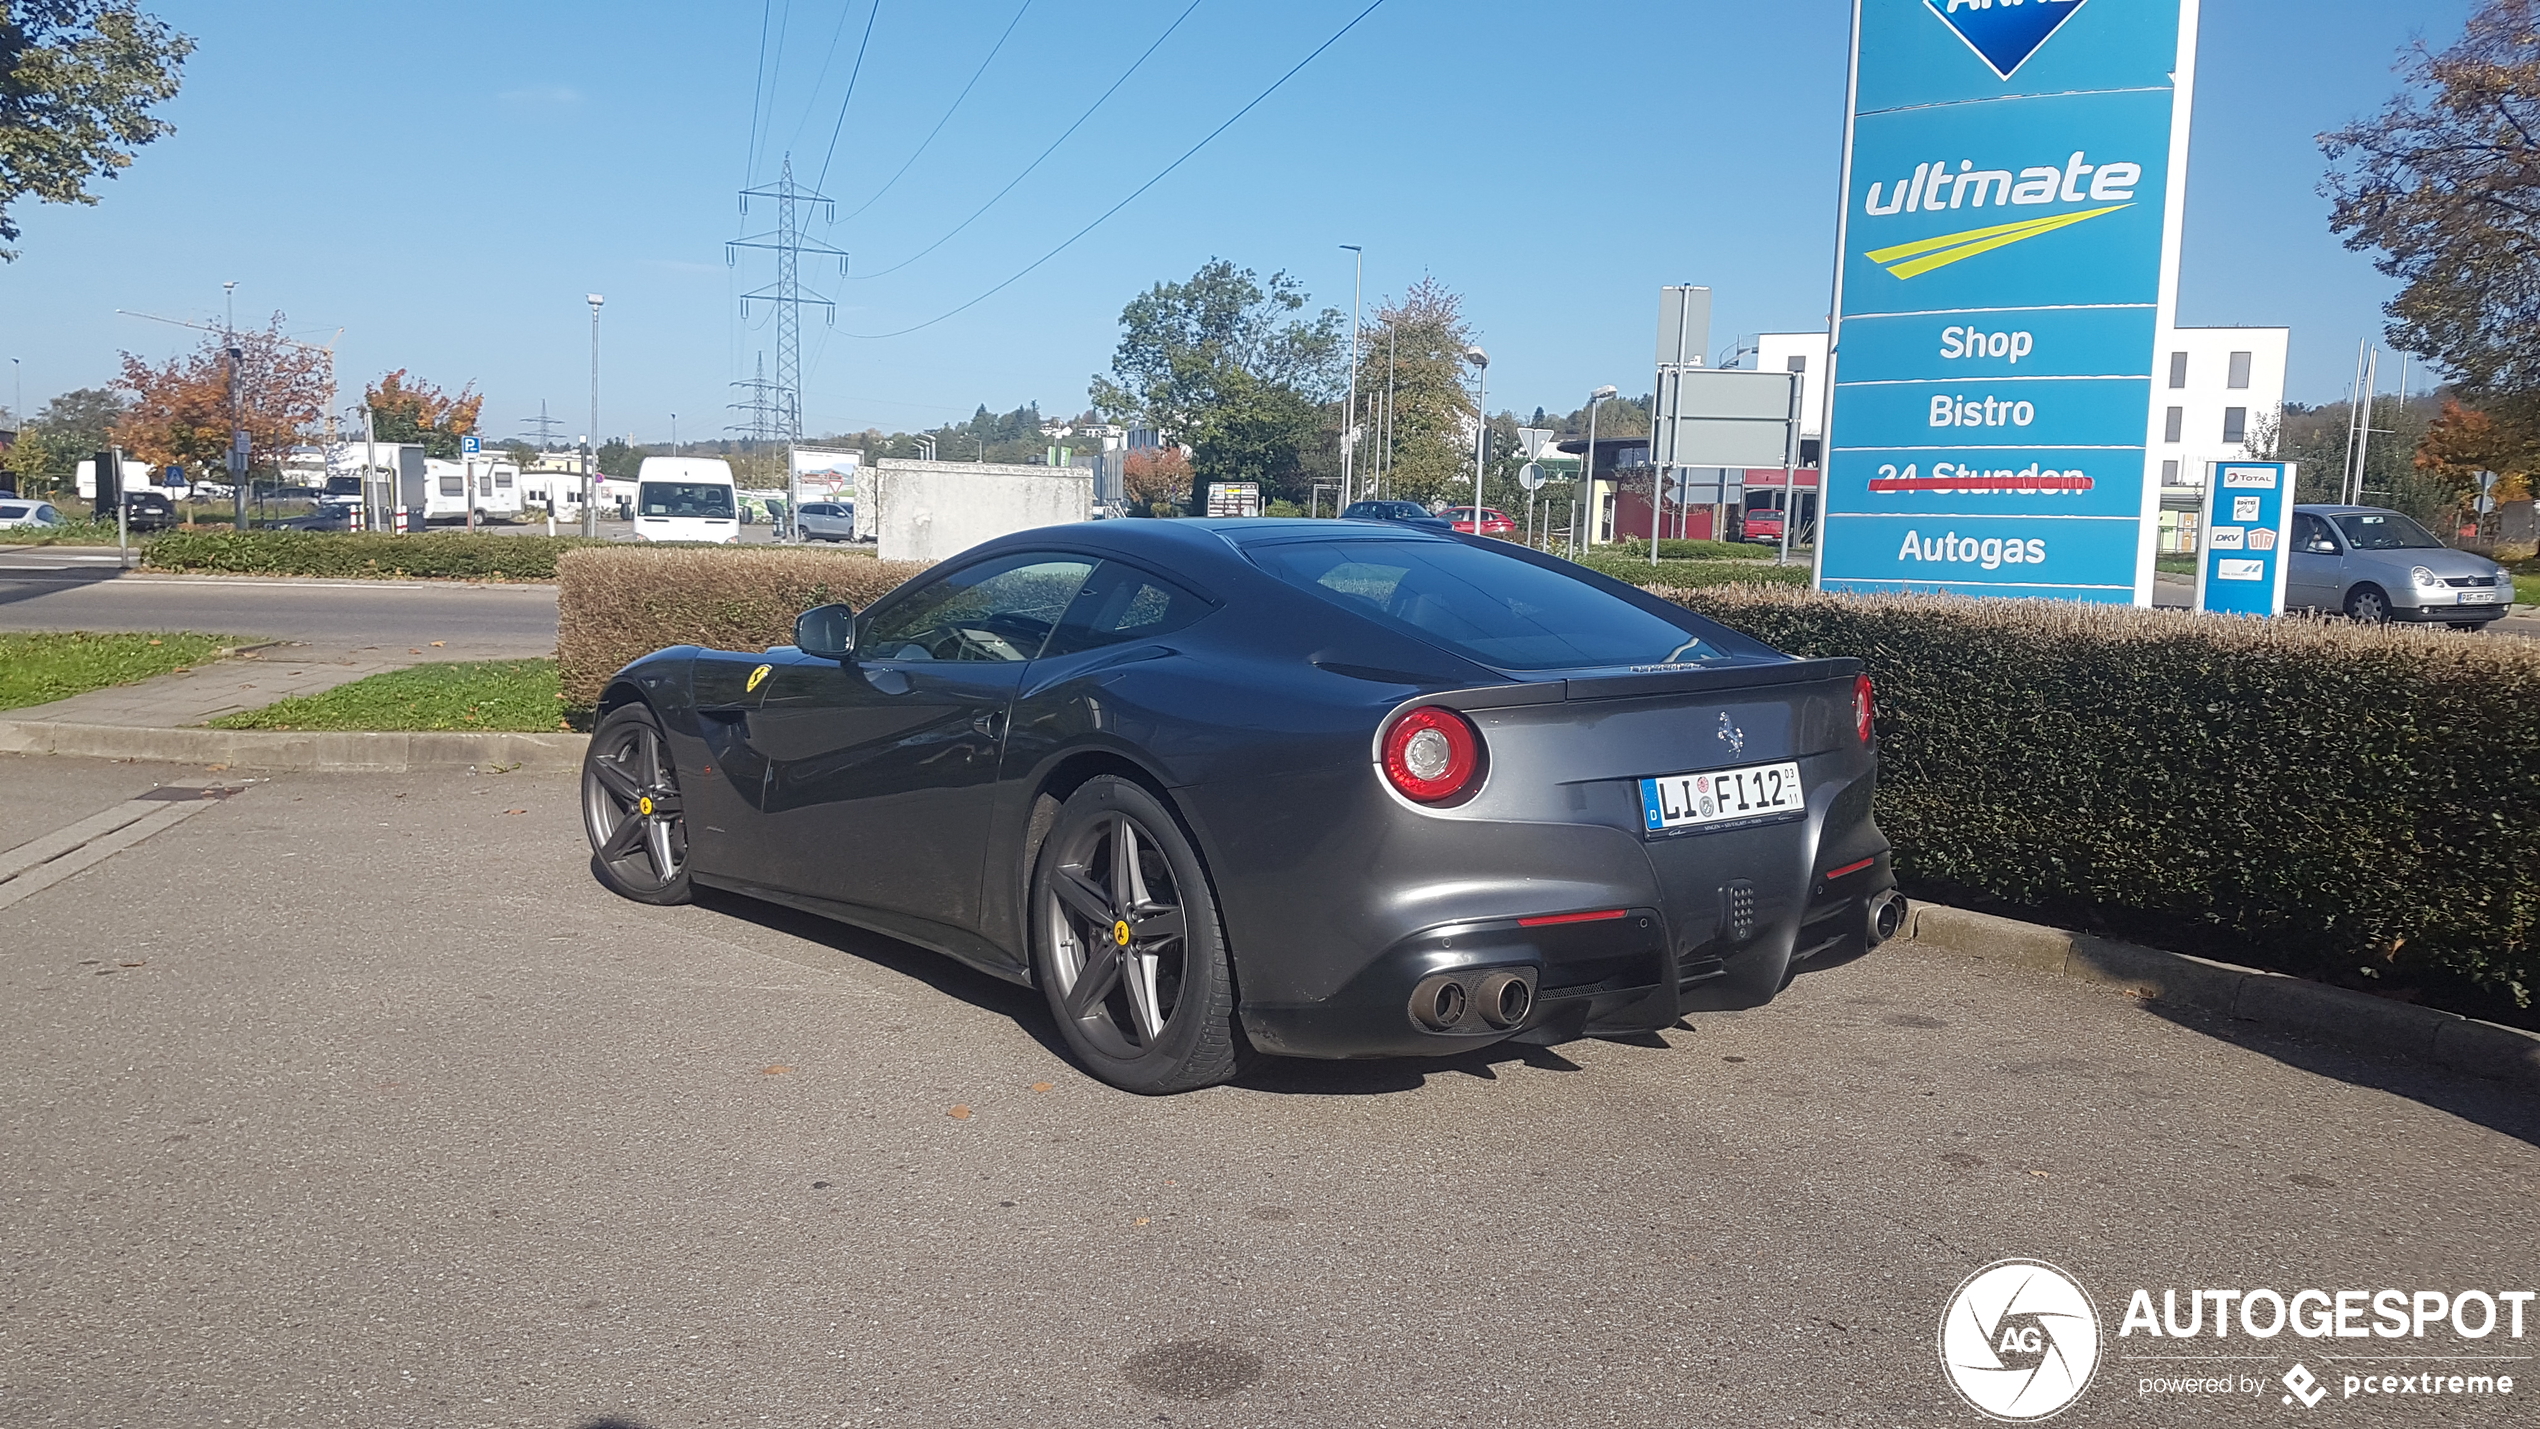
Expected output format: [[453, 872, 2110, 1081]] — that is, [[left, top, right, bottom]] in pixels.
[[364, 369, 482, 460], [1091, 258, 1343, 504], [2322, 1, 2540, 414], [115, 315, 327, 485], [2417, 395, 2538, 501], [0, 1, 194, 259]]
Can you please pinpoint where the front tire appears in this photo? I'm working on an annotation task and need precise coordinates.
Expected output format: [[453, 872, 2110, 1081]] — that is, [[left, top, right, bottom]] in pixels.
[[2344, 584, 2393, 624], [1030, 776, 1244, 1094], [582, 702, 693, 905]]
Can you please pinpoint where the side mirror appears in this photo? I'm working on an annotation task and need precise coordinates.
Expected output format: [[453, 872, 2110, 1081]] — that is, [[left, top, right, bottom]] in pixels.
[[794, 603, 856, 661]]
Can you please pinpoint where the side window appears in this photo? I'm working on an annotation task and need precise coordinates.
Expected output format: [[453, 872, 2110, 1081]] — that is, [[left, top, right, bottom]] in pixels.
[[1041, 561, 1213, 658], [859, 554, 1095, 663], [2293, 513, 2332, 552]]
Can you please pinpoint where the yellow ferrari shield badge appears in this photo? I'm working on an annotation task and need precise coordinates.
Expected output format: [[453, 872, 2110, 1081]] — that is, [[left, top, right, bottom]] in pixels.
[[1112, 919, 1132, 946], [747, 663, 772, 693], [638, 795, 654, 816]]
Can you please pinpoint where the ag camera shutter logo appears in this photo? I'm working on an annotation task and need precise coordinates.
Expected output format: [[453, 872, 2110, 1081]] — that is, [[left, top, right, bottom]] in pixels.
[[1940, 1259, 2103, 1420]]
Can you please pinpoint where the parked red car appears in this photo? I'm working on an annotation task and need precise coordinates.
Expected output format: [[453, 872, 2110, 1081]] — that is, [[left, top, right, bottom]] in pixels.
[[1440, 506, 1517, 538]]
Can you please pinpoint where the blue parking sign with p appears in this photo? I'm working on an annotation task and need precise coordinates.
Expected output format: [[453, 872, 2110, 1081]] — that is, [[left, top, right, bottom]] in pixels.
[[461, 435, 482, 455], [2194, 462, 2294, 617]]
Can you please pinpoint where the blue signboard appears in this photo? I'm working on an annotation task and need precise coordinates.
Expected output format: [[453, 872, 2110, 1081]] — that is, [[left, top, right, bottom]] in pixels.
[[1817, 0, 2200, 604], [461, 435, 482, 455], [2192, 461, 2293, 617]]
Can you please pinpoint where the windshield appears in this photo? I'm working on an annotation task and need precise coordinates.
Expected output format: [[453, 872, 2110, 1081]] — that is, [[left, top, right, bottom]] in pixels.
[[1247, 537, 1779, 671], [2332, 511, 2443, 550], [325, 476, 362, 496], [639, 481, 735, 519]]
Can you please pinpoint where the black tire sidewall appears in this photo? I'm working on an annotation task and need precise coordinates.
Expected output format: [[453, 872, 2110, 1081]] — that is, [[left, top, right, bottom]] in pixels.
[[583, 702, 693, 906], [1031, 776, 1237, 1094]]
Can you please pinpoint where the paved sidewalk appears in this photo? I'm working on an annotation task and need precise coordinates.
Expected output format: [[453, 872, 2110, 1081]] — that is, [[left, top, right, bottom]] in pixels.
[[11, 638, 533, 728]]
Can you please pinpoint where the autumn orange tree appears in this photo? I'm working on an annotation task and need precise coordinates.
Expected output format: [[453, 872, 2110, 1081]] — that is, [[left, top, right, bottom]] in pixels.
[[1122, 447, 1193, 514], [115, 313, 328, 485], [364, 369, 481, 459], [2416, 396, 2538, 503]]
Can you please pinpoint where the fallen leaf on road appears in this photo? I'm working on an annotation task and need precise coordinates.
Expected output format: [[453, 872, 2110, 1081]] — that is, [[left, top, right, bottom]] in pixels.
[[1133, 1217, 1150, 1226], [430, 641, 445, 647], [2028, 1170, 2050, 1178], [948, 1105, 972, 1120], [1029, 1082, 1054, 1093], [762, 1065, 791, 1075], [502, 809, 527, 816], [118, 961, 144, 968], [205, 764, 228, 773], [408, 648, 421, 654]]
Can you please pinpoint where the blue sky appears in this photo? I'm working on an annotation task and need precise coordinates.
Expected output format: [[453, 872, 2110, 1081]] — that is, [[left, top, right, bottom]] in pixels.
[[0, 0, 2480, 443]]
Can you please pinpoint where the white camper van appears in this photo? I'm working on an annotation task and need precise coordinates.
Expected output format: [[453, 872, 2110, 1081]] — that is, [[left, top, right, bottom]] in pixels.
[[633, 457, 740, 543], [75, 459, 158, 501]]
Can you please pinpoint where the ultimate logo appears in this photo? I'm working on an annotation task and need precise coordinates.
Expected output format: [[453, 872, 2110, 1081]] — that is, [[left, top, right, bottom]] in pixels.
[[1926, 0, 2091, 81]]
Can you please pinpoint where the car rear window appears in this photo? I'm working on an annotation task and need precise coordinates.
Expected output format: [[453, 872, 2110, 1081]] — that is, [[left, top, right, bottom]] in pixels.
[[1246, 538, 1780, 671]]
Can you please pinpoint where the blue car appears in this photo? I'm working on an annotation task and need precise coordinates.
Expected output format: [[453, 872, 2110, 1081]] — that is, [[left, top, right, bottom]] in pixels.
[[1341, 499, 1450, 532]]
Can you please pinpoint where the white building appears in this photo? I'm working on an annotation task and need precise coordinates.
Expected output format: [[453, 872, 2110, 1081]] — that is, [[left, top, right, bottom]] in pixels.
[[2153, 326, 2290, 553]]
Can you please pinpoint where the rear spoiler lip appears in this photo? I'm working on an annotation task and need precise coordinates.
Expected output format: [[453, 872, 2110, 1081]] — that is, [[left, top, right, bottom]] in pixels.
[[1422, 656, 1863, 712]]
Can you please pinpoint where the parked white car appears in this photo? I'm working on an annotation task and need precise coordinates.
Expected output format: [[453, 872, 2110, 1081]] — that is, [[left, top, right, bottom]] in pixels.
[[0, 499, 70, 530]]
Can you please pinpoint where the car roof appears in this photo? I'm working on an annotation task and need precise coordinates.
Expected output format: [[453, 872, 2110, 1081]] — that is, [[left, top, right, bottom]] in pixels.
[[2294, 504, 2398, 515]]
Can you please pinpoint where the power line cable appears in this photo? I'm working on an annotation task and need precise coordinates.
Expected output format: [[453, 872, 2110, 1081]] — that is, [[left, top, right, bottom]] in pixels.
[[844, 0, 1389, 340], [791, 0, 874, 154], [844, 0, 1205, 281], [838, 0, 1035, 222], [743, 0, 774, 185], [813, 0, 885, 193]]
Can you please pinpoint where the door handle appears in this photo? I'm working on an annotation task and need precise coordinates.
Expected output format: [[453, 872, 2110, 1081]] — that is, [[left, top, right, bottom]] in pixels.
[[971, 710, 1004, 737]]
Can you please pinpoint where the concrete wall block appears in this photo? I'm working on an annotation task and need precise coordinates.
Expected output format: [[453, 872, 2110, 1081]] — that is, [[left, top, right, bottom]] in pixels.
[[2231, 973, 2454, 1061], [873, 459, 1094, 563], [2064, 936, 2246, 1015], [1908, 904, 2073, 974]]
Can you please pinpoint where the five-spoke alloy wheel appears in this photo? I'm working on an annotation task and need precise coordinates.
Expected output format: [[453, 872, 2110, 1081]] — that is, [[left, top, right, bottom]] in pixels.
[[1032, 776, 1243, 1094], [582, 703, 693, 905]]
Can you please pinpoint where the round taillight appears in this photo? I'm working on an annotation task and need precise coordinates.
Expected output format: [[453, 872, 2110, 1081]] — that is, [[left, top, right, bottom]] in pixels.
[[1853, 673, 1876, 745], [1382, 706, 1483, 804]]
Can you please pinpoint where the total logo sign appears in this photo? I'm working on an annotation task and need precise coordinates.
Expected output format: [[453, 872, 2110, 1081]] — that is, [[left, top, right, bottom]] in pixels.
[[1937, 1259, 2533, 1420]]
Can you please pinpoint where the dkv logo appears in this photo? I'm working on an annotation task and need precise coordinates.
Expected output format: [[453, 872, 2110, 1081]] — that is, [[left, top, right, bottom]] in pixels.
[[1940, 1260, 2103, 1420]]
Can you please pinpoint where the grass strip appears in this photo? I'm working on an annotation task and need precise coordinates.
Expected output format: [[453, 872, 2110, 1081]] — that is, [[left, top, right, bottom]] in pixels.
[[0, 631, 236, 712], [208, 659, 566, 732]]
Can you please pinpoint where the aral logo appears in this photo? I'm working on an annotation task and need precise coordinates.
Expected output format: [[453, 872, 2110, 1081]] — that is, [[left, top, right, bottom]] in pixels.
[[1926, 0, 2091, 81], [1940, 1260, 2102, 1420]]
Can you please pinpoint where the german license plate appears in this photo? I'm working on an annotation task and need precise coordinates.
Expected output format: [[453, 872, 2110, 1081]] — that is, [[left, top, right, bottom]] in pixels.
[[2460, 589, 2501, 604], [1638, 762, 1805, 833]]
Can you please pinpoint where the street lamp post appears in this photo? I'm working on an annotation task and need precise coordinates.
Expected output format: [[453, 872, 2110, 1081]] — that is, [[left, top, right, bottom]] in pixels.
[[1464, 346, 1489, 533], [1340, 245, 1362, 509], [585, 294, 604, 536], [1577, 384, 1616, 557]]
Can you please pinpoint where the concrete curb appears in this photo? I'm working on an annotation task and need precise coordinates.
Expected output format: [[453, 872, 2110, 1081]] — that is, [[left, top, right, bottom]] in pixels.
[[0, 719, 587, 773], [1905, 903, 2540, 1094]]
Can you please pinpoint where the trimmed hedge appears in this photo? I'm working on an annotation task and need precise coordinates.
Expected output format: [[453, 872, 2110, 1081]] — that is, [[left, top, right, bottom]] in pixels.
[[1607, 536, 1779, 561], [557, 545, 927, 707], [1577, 555, 1812, 588], [1662, 584, 2540, 1012], [144, 530, 608, 580]]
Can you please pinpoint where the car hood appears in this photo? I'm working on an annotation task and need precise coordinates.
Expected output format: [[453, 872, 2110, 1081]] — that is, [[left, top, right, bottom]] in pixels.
[[2349, 546, 2499, 577]]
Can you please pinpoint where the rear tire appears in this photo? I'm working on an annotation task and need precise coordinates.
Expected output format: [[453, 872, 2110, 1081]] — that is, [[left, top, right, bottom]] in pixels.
[[2344, 584, 2392, 624], [1030, 776, 1244, 1095], [581, 702, 693, 905]]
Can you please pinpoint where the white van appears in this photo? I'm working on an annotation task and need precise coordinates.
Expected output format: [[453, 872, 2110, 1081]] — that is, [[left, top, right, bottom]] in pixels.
[[633, 457, 740, 544], [75, 459, 158, 501]]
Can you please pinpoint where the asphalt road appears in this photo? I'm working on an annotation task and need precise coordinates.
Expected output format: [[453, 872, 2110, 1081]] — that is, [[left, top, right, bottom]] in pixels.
[[0, 546, 558, 654], [3, 754, 2533, 1428]]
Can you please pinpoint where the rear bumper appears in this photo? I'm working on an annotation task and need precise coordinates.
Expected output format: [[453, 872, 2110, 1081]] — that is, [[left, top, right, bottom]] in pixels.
[[1238, 853, 1900, 1061]]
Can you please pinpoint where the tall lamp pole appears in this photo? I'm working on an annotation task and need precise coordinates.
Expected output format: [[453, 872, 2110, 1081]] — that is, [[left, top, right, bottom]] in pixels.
[[1340, 245, 1363, 509], [585, 294, 604, 536], [1577, 385, 1615, 557], [1464, 345, 1489, 531]]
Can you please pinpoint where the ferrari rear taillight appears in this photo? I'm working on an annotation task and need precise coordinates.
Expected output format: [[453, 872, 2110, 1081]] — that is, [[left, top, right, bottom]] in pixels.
[[1382, 706, 1483, 804], [1853, 673, 1876, 744]]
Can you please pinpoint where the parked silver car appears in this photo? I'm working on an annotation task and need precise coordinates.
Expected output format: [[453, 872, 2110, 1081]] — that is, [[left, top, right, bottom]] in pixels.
[[2286, 505, 2512, 629], [794, 500, 856, 542]]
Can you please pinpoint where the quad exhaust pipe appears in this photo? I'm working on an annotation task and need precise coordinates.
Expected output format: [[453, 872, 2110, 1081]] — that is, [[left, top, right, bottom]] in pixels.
[[1410, 968, 1536, 1032]]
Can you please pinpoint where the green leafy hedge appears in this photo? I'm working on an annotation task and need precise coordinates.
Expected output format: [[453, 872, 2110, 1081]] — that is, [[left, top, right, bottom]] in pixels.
[[557, 546, 928, 708], [1578, 555, 1812, 588], [143, 530, 609, 580], [1663, 584, 2540, 1014], [1607, 536, 1780, 561]]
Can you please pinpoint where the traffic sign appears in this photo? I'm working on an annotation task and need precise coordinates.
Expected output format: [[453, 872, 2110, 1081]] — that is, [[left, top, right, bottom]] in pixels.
[[1519, 462, 1545, 491], [462, 435, 482, 455]]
